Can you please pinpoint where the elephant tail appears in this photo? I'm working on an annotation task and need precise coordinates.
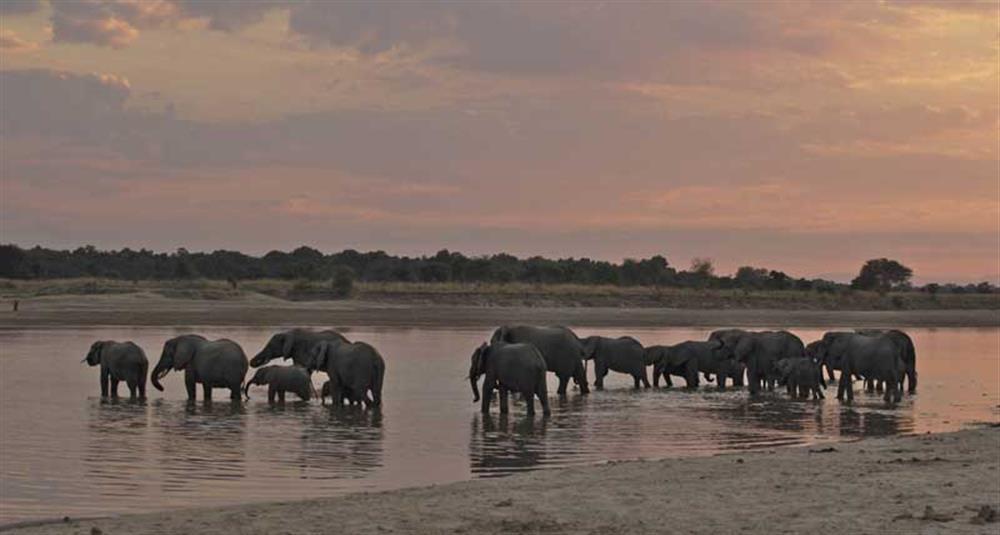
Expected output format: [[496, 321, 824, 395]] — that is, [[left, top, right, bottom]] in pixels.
[[371, 356, 385, 406]]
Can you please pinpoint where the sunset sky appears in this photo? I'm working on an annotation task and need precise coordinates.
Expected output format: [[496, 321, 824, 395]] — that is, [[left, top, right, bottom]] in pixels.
[[0, 1, 997, 283]]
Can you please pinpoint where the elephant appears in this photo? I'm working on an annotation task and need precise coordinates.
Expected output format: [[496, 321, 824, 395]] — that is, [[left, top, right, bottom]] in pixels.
[[83, 340, 148, 400], [307, 340, 385, 408], [710, 329, 805, 394], [151, 335, 249, 401], [244, 365, 315, 402], [856, 329, 917, 393], [470, 342, 551, 416], [490, 325, 589, 396], [580, 335, 650, 389], [645, 344, 699, 388], [812, 332, 903, 404], [775, 358, 825, 400], [251, 328, 349, 368]]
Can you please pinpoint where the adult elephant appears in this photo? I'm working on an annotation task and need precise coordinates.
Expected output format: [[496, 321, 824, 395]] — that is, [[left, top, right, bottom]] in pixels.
[[710, 329, 805, 394], [490, 325, 589, 396], [151, 335, 249, 401], [856, 329, 917, 393], [581, 335, 650, 390], [469, 342, 550, 416], [647, 339, 739, 390], [812, 332, 903, 404], [82, 340, 148, 400], [251, 328, 349, 368], [308, 340, 385, 408]]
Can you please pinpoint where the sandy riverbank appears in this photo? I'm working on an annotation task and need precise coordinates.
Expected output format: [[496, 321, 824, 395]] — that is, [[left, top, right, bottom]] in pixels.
[[7, 426, 998, 534], [0, 293, 997, 329]]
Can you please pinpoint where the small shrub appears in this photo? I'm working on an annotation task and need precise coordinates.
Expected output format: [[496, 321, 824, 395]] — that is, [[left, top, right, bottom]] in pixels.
[[331, 266, 355, 298]]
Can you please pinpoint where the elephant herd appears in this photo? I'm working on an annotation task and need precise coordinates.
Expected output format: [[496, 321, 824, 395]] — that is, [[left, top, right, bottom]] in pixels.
[[82, 325, 917, 414], [470, 325, 918, 416], [82, 328, 385, 407]]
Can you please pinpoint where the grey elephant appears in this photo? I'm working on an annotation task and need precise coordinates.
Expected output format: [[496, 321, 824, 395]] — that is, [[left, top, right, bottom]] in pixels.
[[647, 339, 740, 389], [308, 340, 385, 408], [490, 325, 589, 396], [645, 344, 699, 388], [151, 335, 249, 401], [244, 365, 315, 402], [251, 328, 349, 368], [581, 335, 650, 389], [775, 358, 825, 400], [83, 340, 149, 400], [319, 380, 359, 406], [856, 329, 917, 393], [470, 342, 551, 416], [710, 329, 805, 394], [812, 332, 903, 404]]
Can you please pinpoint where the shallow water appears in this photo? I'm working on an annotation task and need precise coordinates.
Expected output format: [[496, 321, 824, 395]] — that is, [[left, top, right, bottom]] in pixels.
[[0, 326, 996, 523]]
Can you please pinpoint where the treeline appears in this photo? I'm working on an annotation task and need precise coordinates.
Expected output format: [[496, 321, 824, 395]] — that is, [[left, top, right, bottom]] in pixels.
[[0, 244, 993, 294]]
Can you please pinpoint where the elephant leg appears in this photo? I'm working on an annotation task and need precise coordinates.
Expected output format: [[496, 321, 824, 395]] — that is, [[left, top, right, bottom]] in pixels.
[[99, 367, 110, 398], [524, 390, 535, 416], [110, 378, 120, 399], [127, 381, 138, 400], [875, 380, 884, 394], [641, 369, 651, 389], [268, 385, 276, 403], [185, 375, 197, 400], [594, 364, 606, 390], [573, 363, 590, 395], [480, 385, 493, 414], [664, 372, 673, 387], [556, 375, 569, 396], [539, 393, 551, 416], [907, 369, 917, 394], [632, 374, 641, 390], [864, 378, 874, 393], [202, 384, 213, 402], [717, 373, 727, 391], [278, 390, 286, 403], [499, 388, 509, 414], [747, 370, 760, 395], [825, 364, 836, 384]]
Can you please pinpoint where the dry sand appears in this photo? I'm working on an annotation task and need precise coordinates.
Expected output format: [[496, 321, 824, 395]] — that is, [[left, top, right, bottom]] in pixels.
[[0, 293, 997, 329], [6, 426, 998, 534]]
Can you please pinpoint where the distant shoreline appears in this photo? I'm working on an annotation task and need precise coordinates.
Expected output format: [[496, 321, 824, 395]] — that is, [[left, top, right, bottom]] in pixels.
[[0, 292, 996, 329], [7, 426, 998, 534]]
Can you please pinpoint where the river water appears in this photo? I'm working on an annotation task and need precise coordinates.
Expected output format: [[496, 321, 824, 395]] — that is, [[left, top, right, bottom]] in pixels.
[[0, 326, 996, 524]]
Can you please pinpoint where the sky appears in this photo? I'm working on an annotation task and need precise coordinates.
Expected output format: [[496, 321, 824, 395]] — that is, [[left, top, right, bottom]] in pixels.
[[0, 1, 997, 284]]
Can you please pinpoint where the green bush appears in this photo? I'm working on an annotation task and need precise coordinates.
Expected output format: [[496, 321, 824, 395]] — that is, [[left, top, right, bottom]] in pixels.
[[331, 266, 355, 298]]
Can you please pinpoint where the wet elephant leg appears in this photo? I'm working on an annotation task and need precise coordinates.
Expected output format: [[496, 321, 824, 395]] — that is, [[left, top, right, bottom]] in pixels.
[[202, 384, 213, 402], [556, 375, 569, 396]]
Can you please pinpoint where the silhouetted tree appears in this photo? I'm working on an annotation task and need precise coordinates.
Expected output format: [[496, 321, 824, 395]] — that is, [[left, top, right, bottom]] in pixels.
[[851, 258, 913, 293]]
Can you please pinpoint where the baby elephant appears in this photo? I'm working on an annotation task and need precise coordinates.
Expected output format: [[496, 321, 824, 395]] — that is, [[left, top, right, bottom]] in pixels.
[[83, 340, 148, 400], [776, 358, 825, 400], [244, 365, 315, 402]]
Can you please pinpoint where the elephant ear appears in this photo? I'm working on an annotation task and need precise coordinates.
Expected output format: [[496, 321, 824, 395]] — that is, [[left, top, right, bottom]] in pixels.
[[312, 342, 329, 371], [281, 333, 295, 360], [172, 338, 196, 370], [85, 341, 104, 365]]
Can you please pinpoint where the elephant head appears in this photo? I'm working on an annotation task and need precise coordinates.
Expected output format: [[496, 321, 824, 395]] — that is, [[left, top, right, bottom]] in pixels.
[[243, 366, 276, 399], [150, 336, 198, 392], [82, 341, 105, 366], [251, 332, 295, 367], [469, 342, 490, 403], [580, 336, 602, 360]]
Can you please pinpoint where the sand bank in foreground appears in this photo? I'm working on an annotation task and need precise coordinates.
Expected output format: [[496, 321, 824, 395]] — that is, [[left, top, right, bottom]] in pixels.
[[0, 293, 997, 328], [8, 426, 998, 534]]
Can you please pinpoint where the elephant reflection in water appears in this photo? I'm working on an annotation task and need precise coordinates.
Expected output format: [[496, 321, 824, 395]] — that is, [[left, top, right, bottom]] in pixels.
[[294, 408, 384, 479], [837, 409, 908, 438], [150, 400, 248, 492], [469, 414, 548, 477], [84, 401, 151, 495]]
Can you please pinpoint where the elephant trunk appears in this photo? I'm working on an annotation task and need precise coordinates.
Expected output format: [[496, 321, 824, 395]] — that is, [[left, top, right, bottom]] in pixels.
[[150, 362, 169, 392], [470, 375, 480, 403], [243, 381, 253, 400]]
